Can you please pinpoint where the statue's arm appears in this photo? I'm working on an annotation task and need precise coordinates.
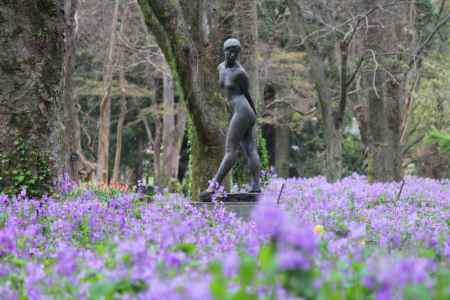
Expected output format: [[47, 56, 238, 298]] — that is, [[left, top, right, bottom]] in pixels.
[[238, 72, 257, 115], [218, 63, 226, 98]]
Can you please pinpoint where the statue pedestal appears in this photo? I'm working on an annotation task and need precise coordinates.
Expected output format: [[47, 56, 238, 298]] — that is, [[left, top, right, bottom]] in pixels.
[[198, 192, 259, 202], [193, 192, 260, 220]]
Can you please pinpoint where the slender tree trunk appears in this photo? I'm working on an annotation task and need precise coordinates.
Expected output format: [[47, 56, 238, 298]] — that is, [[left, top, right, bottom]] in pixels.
[[325, 128, 343, 180], [112, 3, 131, 184], [275, 126, 290, 178], [153, 76, 163, 187], [161, 74, 186, 190], [112, 71, 127, 184], [63, 0, 80, 182], [135, 137, 145, 186], [96, 0, 120, 183]]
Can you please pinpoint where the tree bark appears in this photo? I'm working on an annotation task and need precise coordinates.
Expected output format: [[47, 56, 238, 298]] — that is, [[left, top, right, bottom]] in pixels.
[[275, 126, 290, 178], [161, 74, 186, 190], [0, 0, 64, 187], [112, 3, 131, 184], [138, 0, 257, 198], [152, 76, 163, 187], [96, 0, 120, 183], [111, 69, 128, 184], [235, 0, 260, 110], [362, 0, 414, 182], [63, 0, 80, 182]]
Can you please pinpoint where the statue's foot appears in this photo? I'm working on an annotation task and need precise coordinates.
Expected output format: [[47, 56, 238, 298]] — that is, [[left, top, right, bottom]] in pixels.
[[248, 187, 261, 193], [199, 190, 213, 201]]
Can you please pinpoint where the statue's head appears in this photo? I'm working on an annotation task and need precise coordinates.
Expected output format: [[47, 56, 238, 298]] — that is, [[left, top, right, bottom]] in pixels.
[[224, 38, 241, 67]]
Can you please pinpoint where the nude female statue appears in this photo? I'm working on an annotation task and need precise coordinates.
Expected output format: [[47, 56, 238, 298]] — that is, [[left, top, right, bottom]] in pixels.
[[205, 38, 261, 194]]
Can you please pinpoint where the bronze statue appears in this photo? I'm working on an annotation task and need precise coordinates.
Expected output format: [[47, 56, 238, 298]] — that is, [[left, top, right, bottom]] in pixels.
[[204, 38, 261, 195]]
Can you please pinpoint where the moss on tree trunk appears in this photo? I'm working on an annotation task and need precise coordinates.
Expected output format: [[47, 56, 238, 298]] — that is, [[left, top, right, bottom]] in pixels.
[[0, 0, 64, 195]]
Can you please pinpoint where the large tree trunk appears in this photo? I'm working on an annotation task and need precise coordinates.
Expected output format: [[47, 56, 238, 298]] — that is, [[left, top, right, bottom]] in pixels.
[[63, 0, 80, 182], [363, 0, 414, 182], [138, 0, 257, 198], [0, 0, 64, 192], [161, 74, 186, 190], [96, 0, 120, 183]]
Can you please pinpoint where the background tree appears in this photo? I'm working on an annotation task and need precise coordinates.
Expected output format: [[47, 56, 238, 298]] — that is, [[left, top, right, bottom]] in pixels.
[[0, 0, 64, 196], [63, 0, 81, 182]]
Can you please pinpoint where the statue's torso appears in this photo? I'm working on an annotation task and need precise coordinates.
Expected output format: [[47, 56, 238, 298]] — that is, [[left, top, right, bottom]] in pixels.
[[219, 63, 244, 100], [218, 62, 255, 119]]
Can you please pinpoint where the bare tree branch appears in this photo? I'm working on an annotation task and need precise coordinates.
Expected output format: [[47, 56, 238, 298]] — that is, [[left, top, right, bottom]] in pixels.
[[266, 99, 317, 116], [410, 13, 450, 66]]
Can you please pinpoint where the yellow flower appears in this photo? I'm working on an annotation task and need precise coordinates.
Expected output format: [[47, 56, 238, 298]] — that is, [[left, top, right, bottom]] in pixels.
[[313, 225, 325, 235]]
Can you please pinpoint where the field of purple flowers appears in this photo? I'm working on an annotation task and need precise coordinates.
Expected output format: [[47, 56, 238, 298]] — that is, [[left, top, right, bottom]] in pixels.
[[0, 175, 449, 299]]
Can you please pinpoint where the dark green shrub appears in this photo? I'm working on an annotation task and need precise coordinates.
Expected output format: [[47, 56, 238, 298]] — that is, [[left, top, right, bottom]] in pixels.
[[0, 138, 52, 197]]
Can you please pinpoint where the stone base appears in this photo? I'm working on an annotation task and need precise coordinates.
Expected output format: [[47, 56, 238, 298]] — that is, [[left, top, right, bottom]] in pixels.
[[198, 192, 259, 202], [195, 192, 260, 220], [192, 201, 256, 220]]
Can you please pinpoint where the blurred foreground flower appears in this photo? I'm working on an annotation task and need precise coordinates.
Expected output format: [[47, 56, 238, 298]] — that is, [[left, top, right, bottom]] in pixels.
[[313, 225, 325, 235]]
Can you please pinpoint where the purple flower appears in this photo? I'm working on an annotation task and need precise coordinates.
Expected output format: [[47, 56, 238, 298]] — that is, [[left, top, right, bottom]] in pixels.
[[0, 227, 16, 256], [349, 222, 366, 240], [54, 243, 78, 277], [280, 223, 318, 255], [223, 251, 240, 277], [277, 250, 311, 270], [252, 202, 284, 237], [375, 284, 391, 300]]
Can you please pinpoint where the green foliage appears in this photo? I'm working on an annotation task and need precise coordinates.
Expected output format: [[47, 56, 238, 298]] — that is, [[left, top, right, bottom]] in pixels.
[[427, 130, 450, 154], [258, 132, 270, 170], [208, 254, 262, 300], [63, 182, 131, 202], [88, 279, 147, 300], [290, 120, 325, 177], [36, 0, 58, 17], [172, 242, 197, 256], [342, 135, 366, 176], [414, 53, 450, 133], [416, 0, 435, 37], [0, 138, 52, 197]]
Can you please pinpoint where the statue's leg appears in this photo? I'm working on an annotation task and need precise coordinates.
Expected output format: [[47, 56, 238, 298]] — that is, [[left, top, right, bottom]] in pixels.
[[212, 113, 249, 186], [240, 125, 261, 192]]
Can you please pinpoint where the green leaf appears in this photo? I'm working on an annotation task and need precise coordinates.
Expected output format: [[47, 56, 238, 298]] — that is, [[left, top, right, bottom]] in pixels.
[[15, 175, 25, 182], [88, 281, 115, 300], [259, 244, 274, 270], [210, 278, 228, 300], [403, 284, 430, 300], [230, 289, 258, 300], [173, 243, 197, 256], [208, 261, 224, 277], [239, 255, 257, 287]]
